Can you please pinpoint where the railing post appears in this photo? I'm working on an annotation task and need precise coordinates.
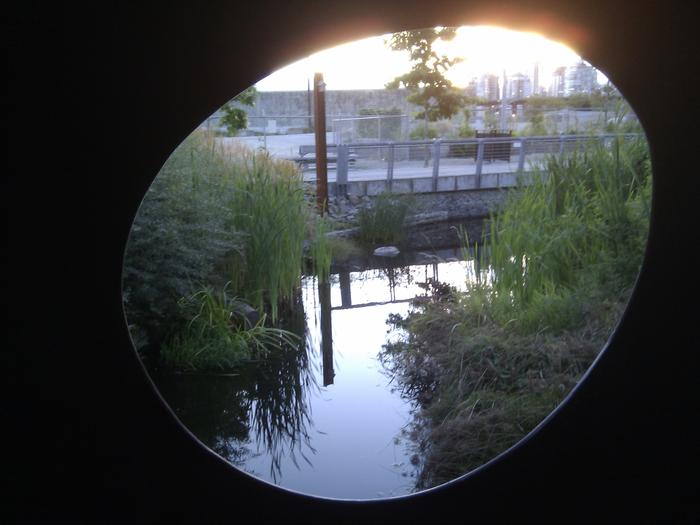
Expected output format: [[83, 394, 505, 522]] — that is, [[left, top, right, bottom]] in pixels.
[[387, 142, 395, 192], [432, 139, 441, 191], [336, 144, 348, 198], [517, 137, 527, 174], [475, 139, 485, 189], [559, 134, 565, 156]]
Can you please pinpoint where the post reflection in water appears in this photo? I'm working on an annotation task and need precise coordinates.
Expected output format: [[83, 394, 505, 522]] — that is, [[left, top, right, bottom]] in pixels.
[[155, 247, 481, 499], [318, 278, 335, 386]]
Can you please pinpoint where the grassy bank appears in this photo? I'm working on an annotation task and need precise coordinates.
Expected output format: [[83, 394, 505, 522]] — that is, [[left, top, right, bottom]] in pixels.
[[122, 131, 331, 371], [382, 135, 651, 489]]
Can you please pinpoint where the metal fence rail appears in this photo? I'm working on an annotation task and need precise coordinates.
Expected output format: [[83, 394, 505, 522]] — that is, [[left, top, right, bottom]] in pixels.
[[320, 133, 642, 194]]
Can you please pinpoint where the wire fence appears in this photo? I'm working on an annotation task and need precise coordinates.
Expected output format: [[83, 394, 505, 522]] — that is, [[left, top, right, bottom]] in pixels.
[[203, 105, 636, 139]]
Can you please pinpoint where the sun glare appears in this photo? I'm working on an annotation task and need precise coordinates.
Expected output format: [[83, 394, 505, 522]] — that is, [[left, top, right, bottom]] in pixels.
[[255, 25, 597, 92]]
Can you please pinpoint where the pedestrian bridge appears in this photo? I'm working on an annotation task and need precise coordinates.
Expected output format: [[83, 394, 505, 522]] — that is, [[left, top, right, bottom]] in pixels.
[[301, 133, 642, 197]]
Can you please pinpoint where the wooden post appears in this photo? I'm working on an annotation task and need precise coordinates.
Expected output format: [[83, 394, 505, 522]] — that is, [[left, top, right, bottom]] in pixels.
[[313, 73, 328, 214]]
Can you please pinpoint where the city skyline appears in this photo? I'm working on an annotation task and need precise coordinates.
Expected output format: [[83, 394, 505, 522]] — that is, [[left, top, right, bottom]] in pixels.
[[254, 26, 609, 93]]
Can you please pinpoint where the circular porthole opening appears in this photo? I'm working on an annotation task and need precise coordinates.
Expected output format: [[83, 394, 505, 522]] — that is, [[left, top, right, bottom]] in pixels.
[[122, 25, 651, 500]]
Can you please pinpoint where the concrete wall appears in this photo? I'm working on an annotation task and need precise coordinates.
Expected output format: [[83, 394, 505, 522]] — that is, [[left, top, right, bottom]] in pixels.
[[327, 187, 512, 227], [407, 188, 511, 220], [250, 89, 420, 119]]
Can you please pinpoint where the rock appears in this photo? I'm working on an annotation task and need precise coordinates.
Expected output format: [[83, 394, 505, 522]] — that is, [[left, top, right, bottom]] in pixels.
[[239, 303, 261, 328], [373, 246, 400, 257]]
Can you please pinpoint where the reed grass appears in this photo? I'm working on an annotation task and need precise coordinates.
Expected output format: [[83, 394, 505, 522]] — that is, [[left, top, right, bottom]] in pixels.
[[124, 131, 329, 370], [356, 192, 414, 246], [382, 135, 652, 489], [308, 215, 333, 283], [218, 147, 308, 321], [479, 135, 651, 332], [161, 284, 300, 372]]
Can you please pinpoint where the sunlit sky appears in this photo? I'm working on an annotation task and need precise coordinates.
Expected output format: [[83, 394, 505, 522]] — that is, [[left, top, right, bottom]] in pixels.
[[255, 26, 608, 92]]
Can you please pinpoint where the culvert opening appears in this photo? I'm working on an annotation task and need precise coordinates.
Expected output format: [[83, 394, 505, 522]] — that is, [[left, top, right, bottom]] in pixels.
[[122, 25, 651, 500]]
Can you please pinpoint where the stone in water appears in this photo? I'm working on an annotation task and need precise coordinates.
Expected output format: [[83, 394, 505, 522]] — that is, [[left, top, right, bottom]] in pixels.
[[373, 246, 400, 257]]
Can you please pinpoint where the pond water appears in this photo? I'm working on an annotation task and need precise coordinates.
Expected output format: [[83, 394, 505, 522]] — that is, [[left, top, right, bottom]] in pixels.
[[154, 245, 485, 500]]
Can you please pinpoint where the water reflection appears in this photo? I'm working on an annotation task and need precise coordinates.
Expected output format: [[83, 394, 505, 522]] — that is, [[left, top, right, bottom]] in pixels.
[[154, 247, 482, 498], [319, 279, 335, 386], [154, 291, 319, 483]]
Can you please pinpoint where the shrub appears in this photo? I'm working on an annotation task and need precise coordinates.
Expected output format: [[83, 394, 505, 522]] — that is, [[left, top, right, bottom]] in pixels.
[[123, 131, 316, 357], [122, 131, 245, 351]]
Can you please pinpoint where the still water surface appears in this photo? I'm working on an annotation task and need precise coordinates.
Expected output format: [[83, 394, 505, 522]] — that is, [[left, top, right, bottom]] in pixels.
[[156, 248, 480, 499]]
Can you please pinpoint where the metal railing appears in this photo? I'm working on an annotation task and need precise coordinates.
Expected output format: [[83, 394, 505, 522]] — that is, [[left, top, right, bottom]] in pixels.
[[322, 133, 642, 194]]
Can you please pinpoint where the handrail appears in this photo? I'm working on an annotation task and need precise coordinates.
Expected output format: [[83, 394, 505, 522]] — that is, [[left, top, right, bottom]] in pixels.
[[339, 133, 642, 149], [322, 133, 644, 196]]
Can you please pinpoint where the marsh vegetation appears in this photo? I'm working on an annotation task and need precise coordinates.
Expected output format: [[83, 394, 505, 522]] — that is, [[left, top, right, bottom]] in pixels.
[[380, 135, 651, 488], [122, 131, 333, 371], [122, 119, 650, 498]]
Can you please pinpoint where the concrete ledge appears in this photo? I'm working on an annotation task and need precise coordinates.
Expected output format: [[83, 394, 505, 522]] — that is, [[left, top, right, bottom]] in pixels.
[[331, 175, 519, 197], [457, 175, 478, 190], [412, 179, 434, 193], [389, 179, 413, 194], [367, 180, 388, 196], [437, 176, 457, 191]]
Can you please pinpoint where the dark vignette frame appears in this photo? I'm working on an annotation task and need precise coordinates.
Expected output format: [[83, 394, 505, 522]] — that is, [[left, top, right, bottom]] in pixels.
[[16, 0, 694, 522]]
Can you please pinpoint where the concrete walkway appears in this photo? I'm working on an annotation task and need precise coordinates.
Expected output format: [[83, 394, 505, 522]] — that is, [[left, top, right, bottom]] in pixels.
[[302, 159, 546, 183]]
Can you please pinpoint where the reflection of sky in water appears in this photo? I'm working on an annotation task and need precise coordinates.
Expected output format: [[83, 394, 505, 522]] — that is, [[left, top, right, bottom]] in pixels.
[[241, 259, 480, 499]]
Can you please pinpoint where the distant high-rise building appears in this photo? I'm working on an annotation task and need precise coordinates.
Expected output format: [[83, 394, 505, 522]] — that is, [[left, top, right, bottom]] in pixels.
[[465, 77, 478, 98], [533, 62, 540, 95], [477, 74, 500, 101], [550, 66, 567, 97], [507, 73, 532, 99], [565, 61, 598, 95]]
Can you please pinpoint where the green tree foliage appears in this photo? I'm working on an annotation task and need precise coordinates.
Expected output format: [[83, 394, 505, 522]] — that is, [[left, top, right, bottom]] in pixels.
[[220, 86, 258, 136], [385, 28, 467, 128], [522, 107, 548, 136], [458, 107, 474, 137], [482, 106, 499, 131]]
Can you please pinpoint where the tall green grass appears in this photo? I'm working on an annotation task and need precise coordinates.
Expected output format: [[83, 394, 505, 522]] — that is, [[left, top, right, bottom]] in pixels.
[[382, 135, 652, 489], [481, 135, 651, 332], [122, 131, 246, 353], [161, 284, 300, 372], [123, 131, 326, 370], [221, 146, 308, 320], [356, 192, 414, 246], [308, 215, 333, 283]]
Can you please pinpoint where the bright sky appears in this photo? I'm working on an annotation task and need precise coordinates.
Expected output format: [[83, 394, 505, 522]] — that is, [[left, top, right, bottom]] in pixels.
[[255, 26, 608, 92]]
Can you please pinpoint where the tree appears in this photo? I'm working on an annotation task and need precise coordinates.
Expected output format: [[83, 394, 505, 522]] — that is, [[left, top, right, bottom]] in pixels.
[[458, 107, 474, 137], [220, 86, 258, 136], [385, 28, 467, 136]]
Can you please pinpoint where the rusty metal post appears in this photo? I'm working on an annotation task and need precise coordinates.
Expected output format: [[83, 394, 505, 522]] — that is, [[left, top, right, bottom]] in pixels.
[[313, 73, 328, 214], [319, 279, 334, 386]]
